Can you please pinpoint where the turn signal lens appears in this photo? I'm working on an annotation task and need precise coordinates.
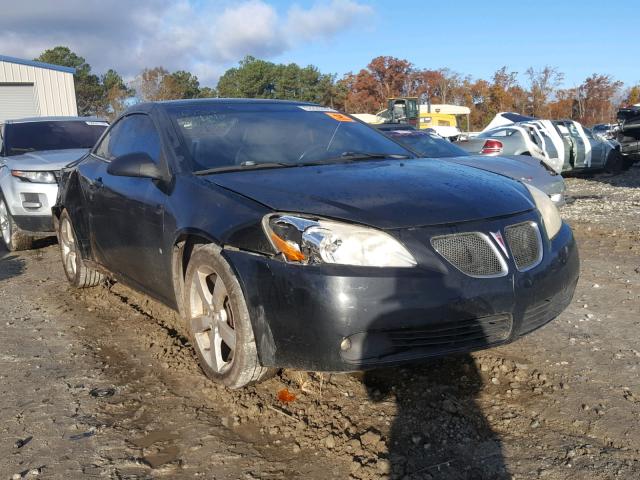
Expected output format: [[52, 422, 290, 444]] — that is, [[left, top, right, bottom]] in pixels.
[[269, 232, 306, 262]]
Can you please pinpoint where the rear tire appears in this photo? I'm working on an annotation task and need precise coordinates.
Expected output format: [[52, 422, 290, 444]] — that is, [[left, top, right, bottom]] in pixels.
[[0, 195, 34, 251], [604, 149, 624, 174], [184, 244, 274, 388], [58, 210, 104, 288], [622, 155, 634, 171]]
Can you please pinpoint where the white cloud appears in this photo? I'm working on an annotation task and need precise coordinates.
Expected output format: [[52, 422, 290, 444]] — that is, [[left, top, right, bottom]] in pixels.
[[287, 0, 373, 41], [0, 0, 373, 85]]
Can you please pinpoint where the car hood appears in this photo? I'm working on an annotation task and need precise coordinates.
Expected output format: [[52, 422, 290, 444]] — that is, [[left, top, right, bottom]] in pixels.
[[205, 159, 534, 229], [446, 154, 545, 181], [2, 149, 89, 171]]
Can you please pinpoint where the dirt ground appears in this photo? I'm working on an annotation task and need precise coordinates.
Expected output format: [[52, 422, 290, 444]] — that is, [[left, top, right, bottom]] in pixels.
[[1, 166, 639, 480]]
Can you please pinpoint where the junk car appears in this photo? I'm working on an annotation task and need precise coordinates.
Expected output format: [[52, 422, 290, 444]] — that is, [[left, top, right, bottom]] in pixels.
[[53, 100, 579, 388]]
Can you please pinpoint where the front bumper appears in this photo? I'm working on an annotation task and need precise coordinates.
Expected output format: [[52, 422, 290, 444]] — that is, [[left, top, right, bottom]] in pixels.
[[13, 215, 54, 233], [225, 213, 579, 372], [0, 174, 58, 233]]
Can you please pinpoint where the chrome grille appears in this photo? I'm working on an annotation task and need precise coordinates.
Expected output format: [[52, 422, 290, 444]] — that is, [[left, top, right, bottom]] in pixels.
[[431, 232, 507, 278], [504, 222, 543, 271]]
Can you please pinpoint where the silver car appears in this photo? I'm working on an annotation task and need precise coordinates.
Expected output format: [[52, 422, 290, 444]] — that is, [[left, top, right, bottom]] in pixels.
[[457, 117, 624, 174], [378, 126, 566, 205], [456, 124, 548, 160], [0, 117, 108, 251]]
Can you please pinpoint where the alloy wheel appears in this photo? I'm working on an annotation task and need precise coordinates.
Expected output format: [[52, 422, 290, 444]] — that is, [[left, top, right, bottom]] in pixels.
[[189, 265, 236, 373], [60, 217, 77, 276], [0, 200, 11, 246]]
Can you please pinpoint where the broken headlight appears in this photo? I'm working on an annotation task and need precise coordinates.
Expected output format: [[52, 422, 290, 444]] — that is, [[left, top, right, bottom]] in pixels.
[[525, 184, 562, 239], [263, 214, 417, 267]]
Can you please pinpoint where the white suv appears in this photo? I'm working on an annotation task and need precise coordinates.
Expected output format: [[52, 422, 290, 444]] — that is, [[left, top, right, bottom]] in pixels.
[[0, 117, 108, 251]]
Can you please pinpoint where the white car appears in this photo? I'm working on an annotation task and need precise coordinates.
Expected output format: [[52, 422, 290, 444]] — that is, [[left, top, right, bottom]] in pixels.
[[0, 117, 108, 250], [459, 112, 625, 174]]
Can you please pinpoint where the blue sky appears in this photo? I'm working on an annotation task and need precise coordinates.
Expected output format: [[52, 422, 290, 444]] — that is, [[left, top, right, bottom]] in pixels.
[[273, 0, 640, 88], [0, 0, 638, 88]]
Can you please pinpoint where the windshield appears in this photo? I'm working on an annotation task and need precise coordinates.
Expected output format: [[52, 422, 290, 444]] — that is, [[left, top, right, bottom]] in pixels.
[[385, 130, 469, 158], [4, 121, 108, 156], [165, 103, 413, 172]]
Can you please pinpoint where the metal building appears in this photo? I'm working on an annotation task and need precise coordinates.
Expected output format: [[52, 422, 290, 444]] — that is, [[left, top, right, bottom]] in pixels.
[[0, 55, 78, 122]]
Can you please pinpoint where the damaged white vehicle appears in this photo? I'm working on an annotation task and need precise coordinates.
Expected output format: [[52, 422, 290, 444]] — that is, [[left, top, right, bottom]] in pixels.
[[457, 112, 625, 174]]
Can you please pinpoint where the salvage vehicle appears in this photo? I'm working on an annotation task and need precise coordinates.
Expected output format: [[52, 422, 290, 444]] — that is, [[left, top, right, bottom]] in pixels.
[[455, 124, 548, 161], [616, 104, 640, 167], [460, 114, 625, 174], [54, 99, 580, 388], [0, 117, 108, 251], [376, 124, 565, 205], [592, 123, 618, 140]]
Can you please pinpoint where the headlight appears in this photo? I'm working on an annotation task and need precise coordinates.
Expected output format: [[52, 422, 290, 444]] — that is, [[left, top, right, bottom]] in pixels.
[[525, 184, 562, 239], [263, 214, 417, 267], [11, 170, 57, 184]]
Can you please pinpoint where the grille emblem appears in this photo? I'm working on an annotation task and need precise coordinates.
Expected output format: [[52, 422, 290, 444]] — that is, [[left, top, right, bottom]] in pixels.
[[490, 231, 509, 258]]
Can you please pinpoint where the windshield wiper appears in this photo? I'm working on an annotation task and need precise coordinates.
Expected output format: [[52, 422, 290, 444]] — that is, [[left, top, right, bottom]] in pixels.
[[298, 152, 412, 166], [194, 162, 295, 175], [338, 151, 412, 160], [9, 147, 36, 154]]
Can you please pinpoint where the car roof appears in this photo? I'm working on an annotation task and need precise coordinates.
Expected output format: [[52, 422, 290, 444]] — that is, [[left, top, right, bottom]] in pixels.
[[3, 116, 107, 124], [125, 98, 321, 115], [375, 123, 417, 131]]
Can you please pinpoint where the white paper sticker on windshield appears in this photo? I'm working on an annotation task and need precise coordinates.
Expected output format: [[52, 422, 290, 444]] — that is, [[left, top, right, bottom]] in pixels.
[[85, 121, 109, 126], [297, 106, 337, 112]]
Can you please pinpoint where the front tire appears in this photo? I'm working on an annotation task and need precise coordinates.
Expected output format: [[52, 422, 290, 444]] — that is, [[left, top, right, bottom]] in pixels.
[[604, 149, 624, 174], [0, 196, 34, 251], [184, 244, 274, 388], [58, 210, 104, 288]]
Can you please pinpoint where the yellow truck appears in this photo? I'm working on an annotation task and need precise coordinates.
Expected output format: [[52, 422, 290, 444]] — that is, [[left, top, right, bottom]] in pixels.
[[353, 97, 471, 140]]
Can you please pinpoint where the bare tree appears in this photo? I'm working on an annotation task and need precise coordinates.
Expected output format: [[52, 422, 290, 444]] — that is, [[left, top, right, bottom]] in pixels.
[[525, 66, 564, 117]]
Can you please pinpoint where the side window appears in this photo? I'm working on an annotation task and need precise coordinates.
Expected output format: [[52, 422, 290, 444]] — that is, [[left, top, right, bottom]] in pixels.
[[94, 121, 120, 160], [95, 114, 161, 163], [489, 129, 508, 137]]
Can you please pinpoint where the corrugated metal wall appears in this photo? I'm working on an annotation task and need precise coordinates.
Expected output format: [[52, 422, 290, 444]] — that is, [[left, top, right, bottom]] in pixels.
[[0, 60, 78, 120]]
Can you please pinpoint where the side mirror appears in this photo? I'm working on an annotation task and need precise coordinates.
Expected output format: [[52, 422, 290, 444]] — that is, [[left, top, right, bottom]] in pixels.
[[107, 152, 162, 179]]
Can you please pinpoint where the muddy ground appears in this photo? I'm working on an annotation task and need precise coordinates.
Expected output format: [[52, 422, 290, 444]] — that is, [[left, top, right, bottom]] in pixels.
[[1, 166, 639, 480]]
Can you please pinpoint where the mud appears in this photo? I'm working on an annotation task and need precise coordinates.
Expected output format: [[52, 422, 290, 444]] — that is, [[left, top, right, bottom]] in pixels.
[[1, 166, 639, 479]]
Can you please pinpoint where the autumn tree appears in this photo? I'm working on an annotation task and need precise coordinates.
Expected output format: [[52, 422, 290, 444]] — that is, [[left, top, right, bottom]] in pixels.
[[100, 69, 134, 119], [488, 66, 520, 113], [621, 85, 640, 106], [135, 67, 213, 101], [575, 74, 623, 125], [525, 66, 564, 117], [342, 56, 414, 113], [547, 88, 576, 119]]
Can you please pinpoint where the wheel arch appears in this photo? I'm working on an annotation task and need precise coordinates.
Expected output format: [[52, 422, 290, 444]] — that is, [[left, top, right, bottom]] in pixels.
[[171, 230, 277, 368], [171, 229, 221, 316]]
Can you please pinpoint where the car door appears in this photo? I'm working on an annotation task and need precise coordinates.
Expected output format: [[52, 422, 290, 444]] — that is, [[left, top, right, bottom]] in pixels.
[[563, 121, 590, 168], [87, 113, 170, 297], [577, 124, 606, 168]]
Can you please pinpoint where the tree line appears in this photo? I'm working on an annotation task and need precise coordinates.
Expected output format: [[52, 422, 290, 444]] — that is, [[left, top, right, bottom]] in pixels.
[[37, 46, 640, 128]]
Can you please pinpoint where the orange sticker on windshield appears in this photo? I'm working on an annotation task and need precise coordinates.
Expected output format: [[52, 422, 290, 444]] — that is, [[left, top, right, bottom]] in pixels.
[[324, 112, 354, 122]]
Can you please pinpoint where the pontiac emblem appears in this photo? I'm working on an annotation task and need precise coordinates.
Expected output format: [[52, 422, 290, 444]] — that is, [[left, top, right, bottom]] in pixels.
[[490, 231, 509, 258]]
